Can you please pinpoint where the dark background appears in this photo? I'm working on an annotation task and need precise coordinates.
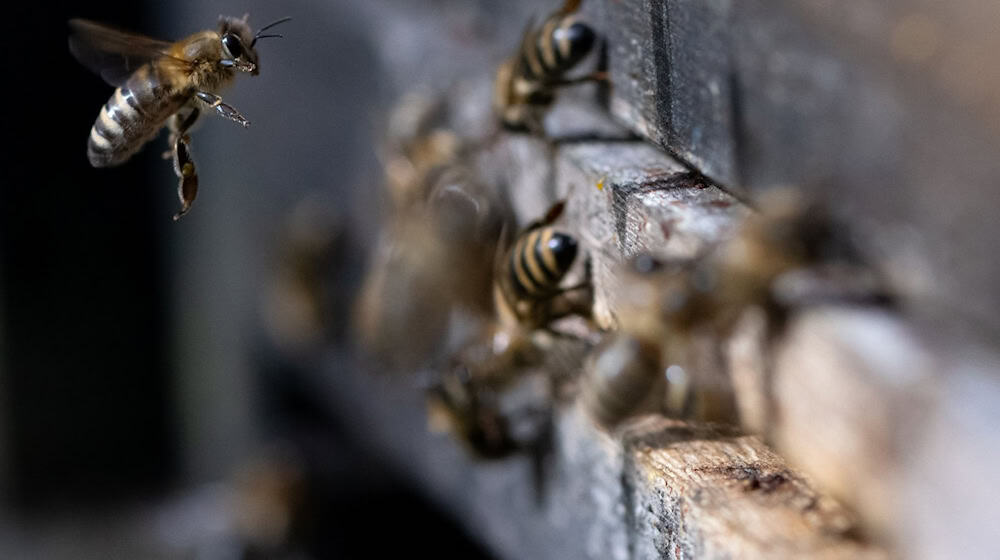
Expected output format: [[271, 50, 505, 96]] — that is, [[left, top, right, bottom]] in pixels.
[[0, 1, 494, 557]]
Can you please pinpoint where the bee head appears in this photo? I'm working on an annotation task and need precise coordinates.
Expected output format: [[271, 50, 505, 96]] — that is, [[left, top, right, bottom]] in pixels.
[[217, 15, 289, 76], [547, 231, 578, 272]]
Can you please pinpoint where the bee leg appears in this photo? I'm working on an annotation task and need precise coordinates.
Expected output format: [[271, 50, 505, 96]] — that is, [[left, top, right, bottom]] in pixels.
[[163, 109, 201, 159], [171, 136, 199, 221], [195, 91, 250, 128], [547, 71, 609, 88]]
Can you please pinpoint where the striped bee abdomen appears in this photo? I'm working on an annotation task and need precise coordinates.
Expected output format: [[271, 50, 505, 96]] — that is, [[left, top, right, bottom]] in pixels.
[[508, 226, 578, 300], [520, 15, 596, 83], [87, 65, 185, 168], [580, 334, 662, 430]]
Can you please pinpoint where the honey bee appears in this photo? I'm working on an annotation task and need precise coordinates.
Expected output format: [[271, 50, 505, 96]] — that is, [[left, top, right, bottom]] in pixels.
[[69, 15, 290, 220], [579, 256, 677, 430], [425, 362, 520, 459], [354, 161, 510, 371], [424, 202, 593, 458], [493, 200, 591, 331], [580, 191, 891, 431], [494, 0, 602, 134], [580, 334, 671, 430]]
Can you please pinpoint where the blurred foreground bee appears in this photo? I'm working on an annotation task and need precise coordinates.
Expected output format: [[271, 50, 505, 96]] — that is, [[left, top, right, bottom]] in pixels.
[[579, 332, 663, 430], [425, 362, 521, 459], [69, 15, 290, 219], [355, 163, 510, 371], [494, 0, 602, 133], [580, 190, 891, 431]]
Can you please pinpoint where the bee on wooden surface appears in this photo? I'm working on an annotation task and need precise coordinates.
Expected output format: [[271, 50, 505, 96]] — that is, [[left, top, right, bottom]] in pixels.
[[579, 332, 664, 430], [660, 190, 890, 337], [580, 190, 892, 431], [494, 0, 603, 134], [426, 324, 569, 460], [355, 162, 511, 372], [578, 256, 682, 429], [425, 362, 520, 459], [426, 202, 594, 458], [493, 200, 592, 331], [69, 15, 290, 220]]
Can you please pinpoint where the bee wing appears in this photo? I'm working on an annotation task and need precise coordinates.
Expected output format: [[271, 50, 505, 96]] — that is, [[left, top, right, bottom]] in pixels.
[[523, 199, 567, 231], [560, 0, 583, 15], [68, 19, 192, 86]]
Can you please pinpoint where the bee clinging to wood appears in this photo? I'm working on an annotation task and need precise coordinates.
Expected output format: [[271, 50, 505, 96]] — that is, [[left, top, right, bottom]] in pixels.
[[425, 364, 521, 459], [579, 191, 894, 432], [69, 14, 291, 220], [494, 0, 603, 134], [494, 200, 591, 331], [579, 332, 664, 430], [425, 201, 593, 459]]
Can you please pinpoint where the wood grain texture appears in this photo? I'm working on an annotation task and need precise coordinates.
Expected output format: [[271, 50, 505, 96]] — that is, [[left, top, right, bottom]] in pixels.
[[595, 0, 737, 187], [556, 140, 746, 329], [620, 416, 883, 560], [595, 0, 1000, 338], [306, 2, 1000, 558]]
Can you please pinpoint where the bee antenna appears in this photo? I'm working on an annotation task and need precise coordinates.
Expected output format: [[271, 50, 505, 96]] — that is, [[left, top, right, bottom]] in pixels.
[[251, 34, 283, 47], [252, 16, 291, 47], [255, 16, 292, 35]]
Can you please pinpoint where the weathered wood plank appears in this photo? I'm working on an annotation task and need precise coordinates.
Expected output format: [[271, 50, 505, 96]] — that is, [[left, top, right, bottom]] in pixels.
[[620, 416, 882, 560], [596, 0, 737, 187], [556, 141, 746, 329], [275, 2, 998, 558], [311, 348, 885, 560], [597, 0, 1000, 337], [771, 308, 1000, 558]]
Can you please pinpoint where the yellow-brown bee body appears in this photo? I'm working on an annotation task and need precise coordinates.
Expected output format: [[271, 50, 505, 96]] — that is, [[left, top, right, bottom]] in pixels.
[[580, 333, 664, 430], [494, 0, 599, 132], [70, 15, 288, 218], [494, 217, 582, 330]]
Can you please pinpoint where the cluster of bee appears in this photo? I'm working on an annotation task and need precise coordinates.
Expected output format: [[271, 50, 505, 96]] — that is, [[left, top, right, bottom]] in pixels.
[[355, 89, 595, 458], [356, 0, 607, 458], [359, 0, 892, 457], [70, 14, 290, 219], [578, 190, 892, 433]]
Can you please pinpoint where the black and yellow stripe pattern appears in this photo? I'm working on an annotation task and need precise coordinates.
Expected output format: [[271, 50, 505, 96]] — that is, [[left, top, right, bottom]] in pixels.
[[88, 65, 184, 168], [518, 14, 595, 84], [507, 226, 578, 299]]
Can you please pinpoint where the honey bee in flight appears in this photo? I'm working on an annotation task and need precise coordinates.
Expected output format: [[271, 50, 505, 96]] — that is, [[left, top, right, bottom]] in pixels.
[[494, 0, 603, 134], [69, 15, 290, 220]]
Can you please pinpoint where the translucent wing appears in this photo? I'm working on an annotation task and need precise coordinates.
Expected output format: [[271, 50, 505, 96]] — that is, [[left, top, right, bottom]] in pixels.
[[560, 0, 583, 15], [68, 19, 192, 86]]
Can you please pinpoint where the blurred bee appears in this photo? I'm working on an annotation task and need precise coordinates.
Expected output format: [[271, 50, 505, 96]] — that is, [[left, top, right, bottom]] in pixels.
[[578, 255, 686, 430], [578, 332, 664, 430], [262, 196, 359, 354], [69, 15, 290, 220], [493, 200, 591, 331], [580, 190, 891, 430], [425, 201, 593, 459], [494, 0, 602, 134], [427, 322, 583, 461], [380, 89, 461, 210], [355, 162, 510, 372], [425, 362, 520, 459]]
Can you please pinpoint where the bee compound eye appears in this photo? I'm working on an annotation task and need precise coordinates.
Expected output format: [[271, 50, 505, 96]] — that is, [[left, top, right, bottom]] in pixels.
[[222, 33, 243, 59], [547, 233, 578, 271]]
